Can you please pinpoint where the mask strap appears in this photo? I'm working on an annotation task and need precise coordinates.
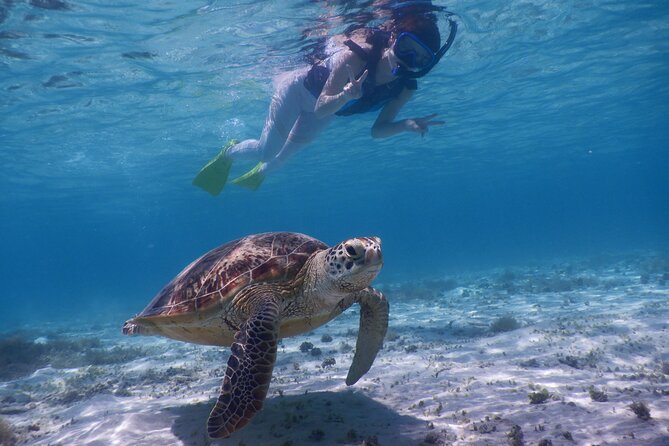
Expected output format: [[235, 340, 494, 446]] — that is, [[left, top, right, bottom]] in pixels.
[[436, 19, 458, 60]]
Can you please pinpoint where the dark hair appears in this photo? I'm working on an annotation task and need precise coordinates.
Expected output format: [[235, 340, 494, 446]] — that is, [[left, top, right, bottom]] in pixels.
[[391, 14, 441, 53], [341, 10, 441, 68]]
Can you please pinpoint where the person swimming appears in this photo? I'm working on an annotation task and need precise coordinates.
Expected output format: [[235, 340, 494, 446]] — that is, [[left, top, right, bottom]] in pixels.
[[193, 4, 457, 194]]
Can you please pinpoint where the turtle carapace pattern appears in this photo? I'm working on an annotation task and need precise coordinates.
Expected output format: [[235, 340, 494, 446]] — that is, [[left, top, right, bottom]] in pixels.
[[122, 232, 388, 438]]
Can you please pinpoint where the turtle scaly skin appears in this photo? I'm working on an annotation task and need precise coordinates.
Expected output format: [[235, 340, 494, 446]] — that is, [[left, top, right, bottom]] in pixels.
[[122, 232, 388, 438]]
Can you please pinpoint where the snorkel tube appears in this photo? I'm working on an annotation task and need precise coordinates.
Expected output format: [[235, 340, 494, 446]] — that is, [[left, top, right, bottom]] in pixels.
[[395, 18, 457, 79]]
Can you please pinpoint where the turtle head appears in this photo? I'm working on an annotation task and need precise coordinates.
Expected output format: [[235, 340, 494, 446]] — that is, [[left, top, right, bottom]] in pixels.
[[324, 236, 383, 292]]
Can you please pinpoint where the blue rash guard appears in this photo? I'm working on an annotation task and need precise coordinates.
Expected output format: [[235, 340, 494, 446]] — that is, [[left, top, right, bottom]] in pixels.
[[303, 33, 417, 117]]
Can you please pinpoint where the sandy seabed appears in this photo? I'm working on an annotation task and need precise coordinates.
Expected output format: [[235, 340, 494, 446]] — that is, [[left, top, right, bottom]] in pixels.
[[1, 254, 668, 446]]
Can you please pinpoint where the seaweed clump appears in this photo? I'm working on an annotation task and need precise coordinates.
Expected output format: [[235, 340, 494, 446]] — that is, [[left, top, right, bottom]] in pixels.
[[558, 355, 581, 369], [588, 387, 608, 402], [0, 334, 144, 380], [308, 429, 325, 441], [0, 335, 49, 380], [661, 361, 669, 375], [506, 424, 524, 446], [321, 357, 336, 368], [0, 417, 16, 446], [395, 278, 458, 300], [629, 401, 651, 420], [361, 436, 379, 446], [528, 388, 551, 405], [489, 315, 520, 333]]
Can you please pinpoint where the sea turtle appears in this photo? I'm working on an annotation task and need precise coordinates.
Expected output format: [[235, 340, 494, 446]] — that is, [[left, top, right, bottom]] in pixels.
[[122, 232, 388, 438]]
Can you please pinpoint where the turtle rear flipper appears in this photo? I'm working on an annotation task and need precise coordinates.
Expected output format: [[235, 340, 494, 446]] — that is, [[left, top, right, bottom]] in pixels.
[[207, 296, 280, 438], [346, 288, 389, 386]]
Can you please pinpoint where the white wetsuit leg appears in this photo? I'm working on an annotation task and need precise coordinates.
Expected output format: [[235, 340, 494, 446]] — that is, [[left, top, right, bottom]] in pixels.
[[263, 110, 334, 173], [225, 69, 307, 162]]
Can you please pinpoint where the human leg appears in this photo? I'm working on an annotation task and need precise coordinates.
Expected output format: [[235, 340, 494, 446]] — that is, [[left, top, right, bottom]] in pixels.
[[231, 112, 332, 190], [193, 71, 305, 194], [231, 67, 340, 189], [262, 111, 334, 174], [226, 74, 303, 163], [224, 139, 260, 160]]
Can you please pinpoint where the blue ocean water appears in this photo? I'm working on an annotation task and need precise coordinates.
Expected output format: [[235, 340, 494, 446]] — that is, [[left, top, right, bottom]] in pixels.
[[1, 0, 668, 329]]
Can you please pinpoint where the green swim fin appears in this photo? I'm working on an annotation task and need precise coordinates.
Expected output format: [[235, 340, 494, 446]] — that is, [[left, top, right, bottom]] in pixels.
[[231, 162, 265, 191], [192, 140, 237, 196]]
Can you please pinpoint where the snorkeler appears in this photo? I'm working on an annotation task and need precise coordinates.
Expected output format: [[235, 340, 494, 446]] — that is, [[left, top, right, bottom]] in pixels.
[[193, 8, 457, 194]]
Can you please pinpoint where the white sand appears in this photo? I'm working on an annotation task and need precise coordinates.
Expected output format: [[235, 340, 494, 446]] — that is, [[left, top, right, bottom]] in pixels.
[[2, 254, 668, 445]]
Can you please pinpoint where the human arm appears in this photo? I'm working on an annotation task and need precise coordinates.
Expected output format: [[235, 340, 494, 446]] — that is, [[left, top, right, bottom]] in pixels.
[[314, 52, 368, 119], [371, 87, 445, 139]]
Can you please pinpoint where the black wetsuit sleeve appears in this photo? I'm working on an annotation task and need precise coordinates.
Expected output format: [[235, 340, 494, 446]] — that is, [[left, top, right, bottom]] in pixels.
[[304, 65, 330, 98], [406, 79, 418, 90]]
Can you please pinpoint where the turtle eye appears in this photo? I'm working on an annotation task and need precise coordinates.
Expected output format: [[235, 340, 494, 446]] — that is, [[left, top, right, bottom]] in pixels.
[[345, 243, 365, 260]]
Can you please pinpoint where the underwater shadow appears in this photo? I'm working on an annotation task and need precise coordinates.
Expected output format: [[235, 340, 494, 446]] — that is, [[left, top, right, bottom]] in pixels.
[[169, 390, 427, 446]]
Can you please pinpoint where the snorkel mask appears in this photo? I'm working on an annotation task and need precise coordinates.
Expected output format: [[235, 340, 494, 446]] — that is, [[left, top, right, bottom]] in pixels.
[[392, 18, 457, 79]]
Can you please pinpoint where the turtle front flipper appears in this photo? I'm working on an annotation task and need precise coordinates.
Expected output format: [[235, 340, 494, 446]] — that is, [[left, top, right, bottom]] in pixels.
[[207, 298, 280, 438], [346, 287, 389, 386]]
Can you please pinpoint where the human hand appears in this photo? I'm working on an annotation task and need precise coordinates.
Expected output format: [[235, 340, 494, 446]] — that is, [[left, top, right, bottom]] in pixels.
[[342, 65, 368, 100], [404, 113, 445, 137]]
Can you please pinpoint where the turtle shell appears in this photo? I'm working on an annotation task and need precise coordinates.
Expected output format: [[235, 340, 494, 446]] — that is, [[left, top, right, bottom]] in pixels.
[[137, 232, 327, 319]]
